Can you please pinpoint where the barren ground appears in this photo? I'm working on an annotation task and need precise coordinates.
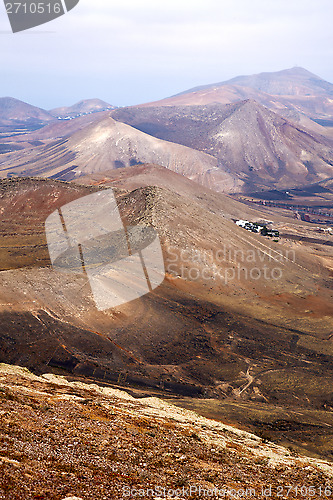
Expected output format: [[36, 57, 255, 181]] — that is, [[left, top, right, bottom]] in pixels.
[[0, 364, 332, 500]]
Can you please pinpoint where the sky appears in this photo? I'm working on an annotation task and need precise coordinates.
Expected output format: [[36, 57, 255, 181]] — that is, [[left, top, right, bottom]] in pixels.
[[1, 0, 333, 109]]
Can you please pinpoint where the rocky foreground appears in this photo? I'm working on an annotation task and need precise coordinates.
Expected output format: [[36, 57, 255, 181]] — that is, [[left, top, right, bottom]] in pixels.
[[0, 364, 332, 499]]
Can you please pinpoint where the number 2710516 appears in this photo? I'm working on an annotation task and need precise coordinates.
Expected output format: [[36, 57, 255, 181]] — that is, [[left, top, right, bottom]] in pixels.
[[5, 3, 62, 15]]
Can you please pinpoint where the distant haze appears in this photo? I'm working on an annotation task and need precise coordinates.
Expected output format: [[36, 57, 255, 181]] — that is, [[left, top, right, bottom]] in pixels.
[[0, 0, 332, 109]]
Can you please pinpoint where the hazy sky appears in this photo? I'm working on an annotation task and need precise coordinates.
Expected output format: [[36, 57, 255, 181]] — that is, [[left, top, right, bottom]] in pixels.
[[1, 0, 332, 109]]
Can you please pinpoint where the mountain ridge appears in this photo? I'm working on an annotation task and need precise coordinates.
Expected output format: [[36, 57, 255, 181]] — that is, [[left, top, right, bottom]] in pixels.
[[112, 99, 333, 192], [0, 114, 242, 192], [176, 67, 333, 97], [140, 67, 333, 122], [0, 96, 55, 126]]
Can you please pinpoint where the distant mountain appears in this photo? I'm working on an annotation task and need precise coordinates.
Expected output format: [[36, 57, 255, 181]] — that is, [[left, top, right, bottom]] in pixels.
[[0, 114, 241, 192], [2, 100, 333, 194], [0, 97, 54, 126], [49, 99, 117, 119], [112, 100, 333, 192], [183, 67, 333, 97], [142, 67, 333, 121]]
